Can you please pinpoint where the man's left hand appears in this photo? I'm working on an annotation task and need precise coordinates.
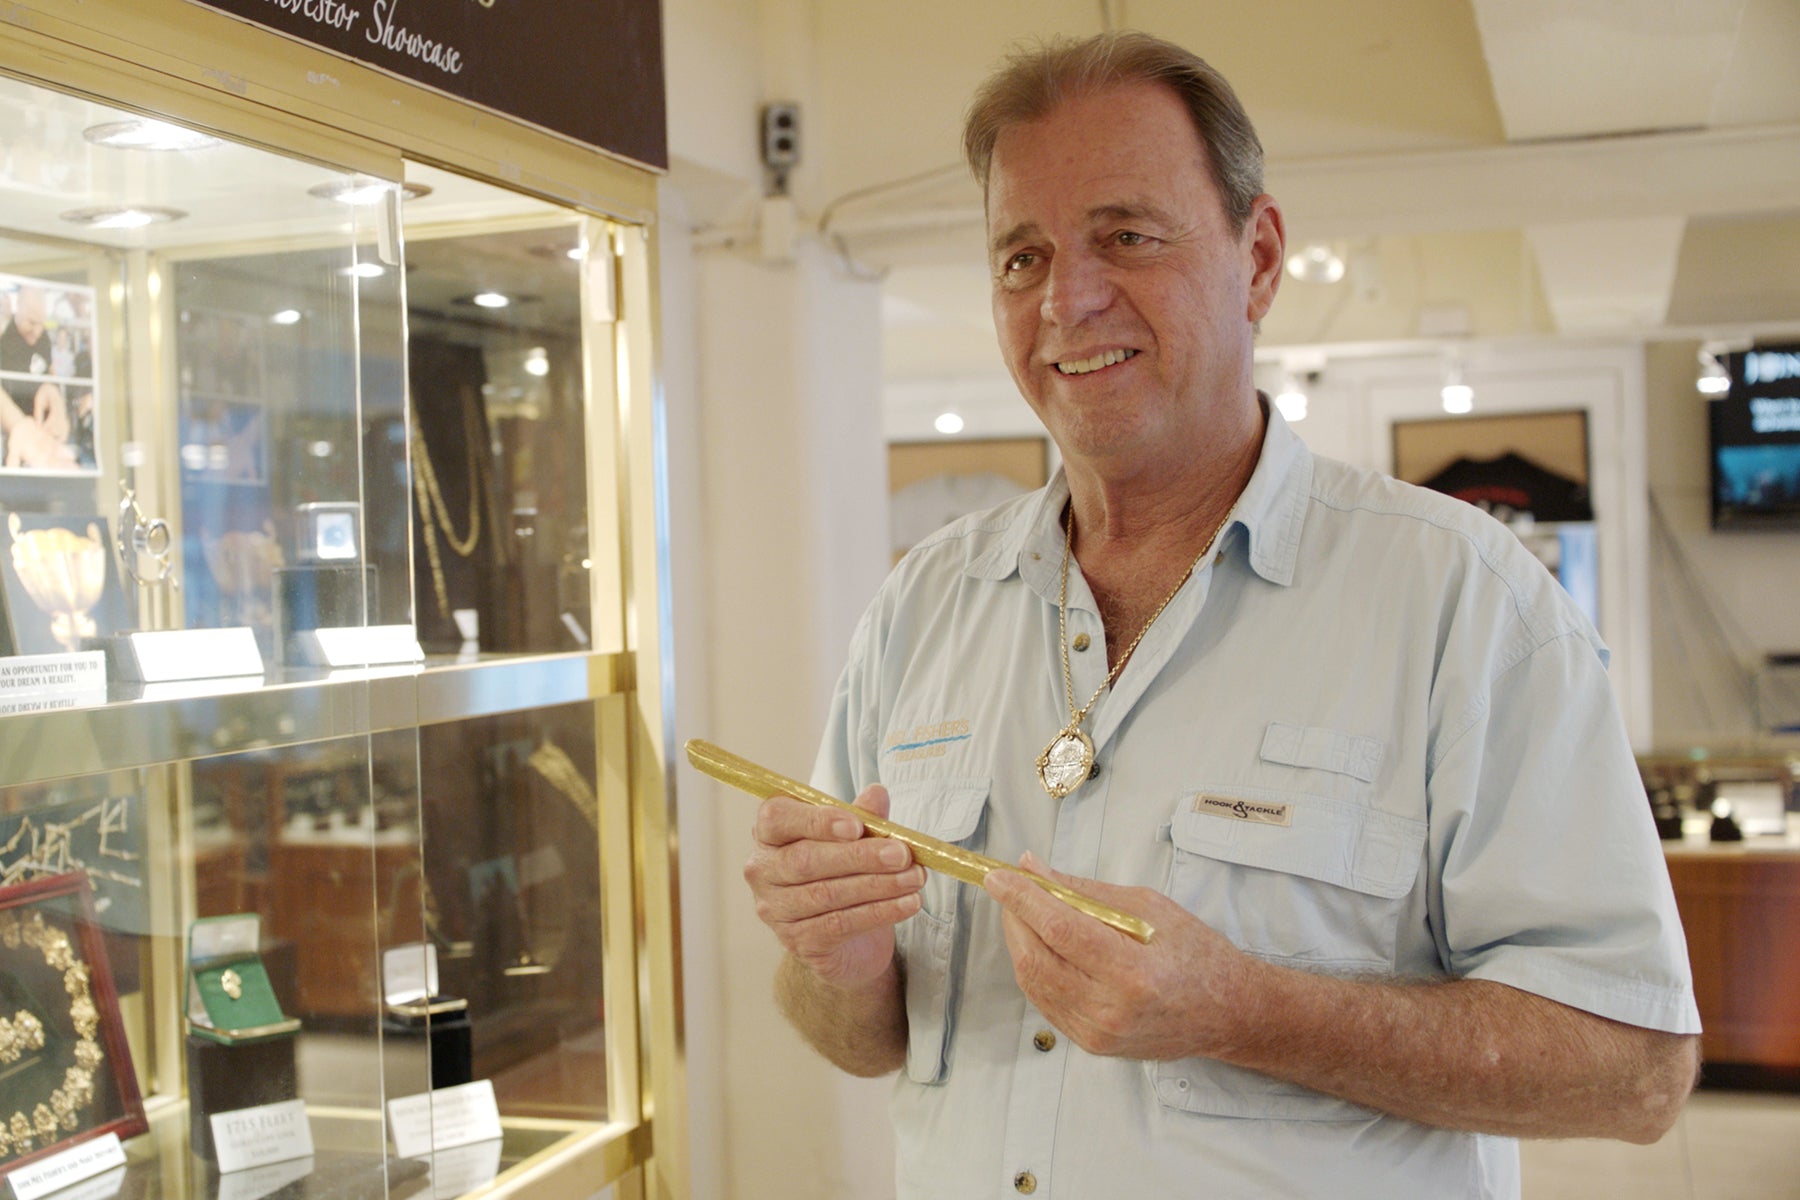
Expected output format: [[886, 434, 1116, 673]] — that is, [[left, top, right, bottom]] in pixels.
[[984, 851, 1259, 1061]]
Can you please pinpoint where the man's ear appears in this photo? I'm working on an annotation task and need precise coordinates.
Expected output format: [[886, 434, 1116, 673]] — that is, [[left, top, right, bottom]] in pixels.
[[1244, 194, 1285, 324]]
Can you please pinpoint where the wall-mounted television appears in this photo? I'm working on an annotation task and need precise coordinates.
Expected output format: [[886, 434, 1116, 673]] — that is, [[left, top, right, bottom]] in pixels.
[[1710, 343, 1800, 531]]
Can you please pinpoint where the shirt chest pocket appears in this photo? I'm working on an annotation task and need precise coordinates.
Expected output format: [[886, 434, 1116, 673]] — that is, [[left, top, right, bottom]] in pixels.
[[1152, 788, 1426, 1121], [1161, 787, 1424, 970], [884, 777, 989, 1086]]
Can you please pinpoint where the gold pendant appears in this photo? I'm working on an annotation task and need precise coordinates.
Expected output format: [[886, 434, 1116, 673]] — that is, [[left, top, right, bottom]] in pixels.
[[1037, 726, 1095, 799], [221, 968, 243, 1001]]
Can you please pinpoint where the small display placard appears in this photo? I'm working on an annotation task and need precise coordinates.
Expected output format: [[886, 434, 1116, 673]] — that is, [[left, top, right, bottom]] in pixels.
[[5, 1133, 125, 1200], [210, 1099, 314, 1174], [386, 1080, 501, 1159]]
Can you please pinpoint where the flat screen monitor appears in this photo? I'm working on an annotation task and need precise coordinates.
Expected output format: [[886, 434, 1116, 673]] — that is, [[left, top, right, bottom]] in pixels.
[[1710, 343, 1800, 531]]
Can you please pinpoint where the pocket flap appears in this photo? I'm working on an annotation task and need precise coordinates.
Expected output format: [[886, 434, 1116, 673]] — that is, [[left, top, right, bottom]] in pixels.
[[886, 777, 990, 843], [1168, 790, 1423, 900], [1260, 722, 1384, 783]]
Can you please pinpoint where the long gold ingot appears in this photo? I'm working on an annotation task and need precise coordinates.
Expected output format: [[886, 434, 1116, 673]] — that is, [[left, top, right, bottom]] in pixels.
[[686, 739, 1154, 944]]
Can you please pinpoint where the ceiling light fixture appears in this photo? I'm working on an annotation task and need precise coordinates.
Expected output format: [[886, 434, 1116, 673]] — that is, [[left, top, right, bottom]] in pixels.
[[934, 411, 965, 435], [59, 205, 187, 229], [471, 292, 510, 309], [340, 262, 386, 279], [269, 309, 303, 325], [1285, 243, 1345, 284], [524, 347, 550, 377], [307, 178, 433, 206], [83, 118, 222, 151]]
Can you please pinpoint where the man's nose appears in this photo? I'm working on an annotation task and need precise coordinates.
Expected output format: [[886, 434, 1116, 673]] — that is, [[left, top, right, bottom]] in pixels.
[[1040, 250, 1111, 326]]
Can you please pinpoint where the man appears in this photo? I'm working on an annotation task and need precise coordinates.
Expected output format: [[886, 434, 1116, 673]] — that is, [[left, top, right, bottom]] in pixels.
[[743, 32, 1700, 1198]]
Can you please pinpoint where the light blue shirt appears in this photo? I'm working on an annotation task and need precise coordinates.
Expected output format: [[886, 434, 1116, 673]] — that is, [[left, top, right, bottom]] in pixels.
[[813, 407, 1699, 1200]]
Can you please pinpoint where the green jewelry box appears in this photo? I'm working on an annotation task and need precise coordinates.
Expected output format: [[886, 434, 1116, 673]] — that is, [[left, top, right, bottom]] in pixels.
[[186, 913, 301, 1045]]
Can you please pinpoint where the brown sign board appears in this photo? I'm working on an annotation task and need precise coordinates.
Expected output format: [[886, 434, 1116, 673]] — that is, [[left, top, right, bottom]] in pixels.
[[188, 0, 667, 170]]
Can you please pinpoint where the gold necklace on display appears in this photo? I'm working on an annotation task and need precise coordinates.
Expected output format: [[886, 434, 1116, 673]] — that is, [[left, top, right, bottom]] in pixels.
[[410, 405, 485, 620], [0, 909, 101, 1158], [1036, 501, 1235, 799]]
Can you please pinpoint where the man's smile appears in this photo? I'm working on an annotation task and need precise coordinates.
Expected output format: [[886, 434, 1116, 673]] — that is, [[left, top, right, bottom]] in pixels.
[[1054, 348, 1139, 376]]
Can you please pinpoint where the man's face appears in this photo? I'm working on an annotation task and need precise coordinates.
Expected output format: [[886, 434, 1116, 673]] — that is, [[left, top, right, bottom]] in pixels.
[[11, 289, 46, 344], [985, 82, 1282, 471]]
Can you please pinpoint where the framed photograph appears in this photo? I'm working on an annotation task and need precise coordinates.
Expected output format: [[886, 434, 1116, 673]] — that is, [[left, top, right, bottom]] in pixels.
[[0, 872, 147, 1173], [0, 272, 100, 474], [888, 436, 1051, 561], [0, 512, 131, 657], [1391, 409, 1593, 523]]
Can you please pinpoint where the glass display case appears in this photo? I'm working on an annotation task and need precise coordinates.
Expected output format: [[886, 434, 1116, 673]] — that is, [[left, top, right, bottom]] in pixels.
[[0, 5, 676, 1198]]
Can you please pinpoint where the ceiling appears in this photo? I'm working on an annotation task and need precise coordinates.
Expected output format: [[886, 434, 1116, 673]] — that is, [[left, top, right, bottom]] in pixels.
[[764, 0, 1800, 420]]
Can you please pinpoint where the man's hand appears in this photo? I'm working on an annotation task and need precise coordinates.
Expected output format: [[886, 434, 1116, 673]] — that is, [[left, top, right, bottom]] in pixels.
[[744, 784, 926, 991], [985, 850, 1251, 1060], [32, 382, 68, 444]]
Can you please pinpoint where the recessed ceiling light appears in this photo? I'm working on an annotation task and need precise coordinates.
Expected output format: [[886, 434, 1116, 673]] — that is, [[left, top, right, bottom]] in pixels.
[[307, 178, 433, 206], [1274, 387, 1308, 423], [60, 205, 187, 229], [523, 347, 550, 377], [83, 118, 222, 151], [1285, 244, 1346, 284], [934, 412, 965, 435], [471, 292, 510, 309], [1441, 383, 1474, 414], [270, 309, 303, 325], [340, 262, 386, 278]]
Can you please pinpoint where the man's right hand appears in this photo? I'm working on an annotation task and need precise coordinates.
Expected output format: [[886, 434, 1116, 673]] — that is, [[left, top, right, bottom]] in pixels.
[[743, 784, 925, 990]]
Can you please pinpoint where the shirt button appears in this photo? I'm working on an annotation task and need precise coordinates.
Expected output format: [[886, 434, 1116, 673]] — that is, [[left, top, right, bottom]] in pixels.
[[1072, 632, 1091, 651], [1032, 1028, 1056, 1052], [1014, 1171, 1038, 1194]]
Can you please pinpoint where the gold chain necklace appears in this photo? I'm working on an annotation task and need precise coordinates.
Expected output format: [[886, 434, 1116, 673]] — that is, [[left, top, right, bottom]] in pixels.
[[410, 406, 485, 620], [1036, 501, 1235, 798]]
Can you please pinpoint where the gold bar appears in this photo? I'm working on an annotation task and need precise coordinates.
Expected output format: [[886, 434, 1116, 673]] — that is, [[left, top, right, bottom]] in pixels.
[[685, 739, 1155, 944]]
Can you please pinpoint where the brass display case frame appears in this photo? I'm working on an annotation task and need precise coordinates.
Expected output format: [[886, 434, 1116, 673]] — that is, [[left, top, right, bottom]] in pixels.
[[0, 3, 682, 1197]]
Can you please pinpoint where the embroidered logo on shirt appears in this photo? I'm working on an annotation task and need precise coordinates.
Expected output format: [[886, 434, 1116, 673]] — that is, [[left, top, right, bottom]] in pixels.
[[882, 718, 972, 762], [1193, 794, 1293, 827]]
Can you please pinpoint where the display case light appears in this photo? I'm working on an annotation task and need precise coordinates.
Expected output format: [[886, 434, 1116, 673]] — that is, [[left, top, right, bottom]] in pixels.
[[83, 118, 222, 151], [270, 309, 303, 325], [340, 262, 386, 279], [307, 178, 432, 205], [471, 292, 510, 308], [60, 205, 186, 229]]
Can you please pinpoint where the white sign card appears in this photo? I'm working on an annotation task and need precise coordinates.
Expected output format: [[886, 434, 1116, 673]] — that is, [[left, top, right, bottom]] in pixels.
[[0, 651, 105, 699], [5, 1133, 126, 1200], [383, 942, 439, 1007], [211, 1098, 315, 1174], [386, 1080, 503, 1160]]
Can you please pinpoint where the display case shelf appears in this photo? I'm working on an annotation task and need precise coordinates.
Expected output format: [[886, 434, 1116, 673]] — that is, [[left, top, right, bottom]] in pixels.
[[0, 652, 630, 787]]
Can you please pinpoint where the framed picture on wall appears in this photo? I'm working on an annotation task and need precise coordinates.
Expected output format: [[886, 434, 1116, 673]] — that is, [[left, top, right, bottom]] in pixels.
[[1391, 409, 1593, 523], [888, 437, 1051, 562], [0, 272, 100, 475]]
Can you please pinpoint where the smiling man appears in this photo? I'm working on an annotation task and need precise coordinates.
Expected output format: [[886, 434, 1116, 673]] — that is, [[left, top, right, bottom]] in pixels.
[[743, 31, 1700, 1199]]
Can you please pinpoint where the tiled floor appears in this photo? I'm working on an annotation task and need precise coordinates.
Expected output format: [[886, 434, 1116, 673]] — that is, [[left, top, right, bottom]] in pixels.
[[1520, 1090, 1800, 1199]]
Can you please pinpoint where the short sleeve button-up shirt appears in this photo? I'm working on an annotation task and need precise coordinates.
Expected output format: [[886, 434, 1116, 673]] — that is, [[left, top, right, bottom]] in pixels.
[[812, 408, 1699, 1200]]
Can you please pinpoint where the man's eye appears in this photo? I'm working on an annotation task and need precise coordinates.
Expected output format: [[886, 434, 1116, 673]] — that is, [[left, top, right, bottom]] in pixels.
[[1115, 231, 1146, 246], [1005, 252, 1038, 273]]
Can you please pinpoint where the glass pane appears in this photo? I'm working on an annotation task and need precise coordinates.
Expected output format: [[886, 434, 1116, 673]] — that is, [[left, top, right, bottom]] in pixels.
[[416, 700, 607, 1122], [401, 194, 592, 656]]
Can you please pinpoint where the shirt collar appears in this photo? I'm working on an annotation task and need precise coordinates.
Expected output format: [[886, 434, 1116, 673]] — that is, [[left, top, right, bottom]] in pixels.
[[967, 393, 1313, 589]]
